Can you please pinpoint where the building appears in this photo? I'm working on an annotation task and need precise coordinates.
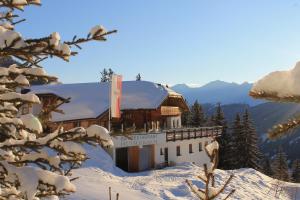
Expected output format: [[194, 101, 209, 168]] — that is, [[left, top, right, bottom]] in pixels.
[[27, 81, 222, 172]]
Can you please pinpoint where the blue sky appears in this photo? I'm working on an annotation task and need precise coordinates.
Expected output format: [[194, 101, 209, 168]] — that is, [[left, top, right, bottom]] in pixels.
[[16, 0, 300, 86]]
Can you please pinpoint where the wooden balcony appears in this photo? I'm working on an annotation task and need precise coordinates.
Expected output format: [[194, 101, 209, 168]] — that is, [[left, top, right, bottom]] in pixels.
[[160, 106, 181, 116], [165, 126, 222, 142]]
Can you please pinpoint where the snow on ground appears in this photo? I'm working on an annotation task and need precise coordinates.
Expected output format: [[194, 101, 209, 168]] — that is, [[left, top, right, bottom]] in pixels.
[[66, 145, 300, 200]]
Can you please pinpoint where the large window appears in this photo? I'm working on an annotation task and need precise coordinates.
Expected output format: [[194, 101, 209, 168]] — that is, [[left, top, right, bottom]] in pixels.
[[176, 146, 181, 156], [189, 144, 193, 154]]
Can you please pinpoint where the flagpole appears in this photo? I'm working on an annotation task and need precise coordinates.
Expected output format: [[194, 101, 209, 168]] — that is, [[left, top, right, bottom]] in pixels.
[[108, 77, 111, 133]]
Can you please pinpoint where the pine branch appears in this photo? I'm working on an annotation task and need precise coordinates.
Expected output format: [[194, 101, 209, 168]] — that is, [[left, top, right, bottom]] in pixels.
[[249, 91, 300, 104], [268, 117, 300, 139]]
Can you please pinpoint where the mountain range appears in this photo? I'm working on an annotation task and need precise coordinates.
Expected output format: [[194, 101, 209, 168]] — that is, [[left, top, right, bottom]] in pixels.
[[172, 80, 264, 106], [172, 80, 300, 163]]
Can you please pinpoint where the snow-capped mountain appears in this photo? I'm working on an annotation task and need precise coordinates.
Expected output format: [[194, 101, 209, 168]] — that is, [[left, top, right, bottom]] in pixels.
[[172, 80, 264, 106]]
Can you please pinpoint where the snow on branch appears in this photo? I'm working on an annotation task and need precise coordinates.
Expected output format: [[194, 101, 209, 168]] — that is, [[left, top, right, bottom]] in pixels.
[[250, 62, 300, 138], [0, 161, 75, 200], [250, 62, 300, 102], [0, 0, 41, 11]]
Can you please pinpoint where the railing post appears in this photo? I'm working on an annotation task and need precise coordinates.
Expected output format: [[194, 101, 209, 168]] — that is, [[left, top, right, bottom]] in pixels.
[[200, 128, 203, 137], [173, 130, 176, 142], [181, 130, 183, 140]]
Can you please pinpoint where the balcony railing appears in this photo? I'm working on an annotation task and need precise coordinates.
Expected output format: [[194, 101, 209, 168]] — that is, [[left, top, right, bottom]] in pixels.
[[165, 126, 222, 142]]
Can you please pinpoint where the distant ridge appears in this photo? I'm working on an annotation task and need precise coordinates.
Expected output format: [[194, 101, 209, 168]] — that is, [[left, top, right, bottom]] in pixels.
[[172, 80, 264, 106]]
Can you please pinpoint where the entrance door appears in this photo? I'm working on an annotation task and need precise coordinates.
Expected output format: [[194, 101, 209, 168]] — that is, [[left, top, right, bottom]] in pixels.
[[116, 148, 128, 171], [164, 148, 168, 165]]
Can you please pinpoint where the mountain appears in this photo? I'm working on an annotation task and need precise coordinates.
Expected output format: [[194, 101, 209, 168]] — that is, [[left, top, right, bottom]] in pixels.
[[172, 80, 264, 106], [172, 80, 300, 161]]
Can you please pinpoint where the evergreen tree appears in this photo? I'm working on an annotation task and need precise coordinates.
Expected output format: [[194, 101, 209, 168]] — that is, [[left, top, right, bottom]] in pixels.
[[0, 1, 116, 199], [239, 109, 262, 170], [207, 114, 216, 126], [292, 159, 300, 183], [108, 68, 114, 77], [272, 147, 290, 182], [227, 113, 243, 169], [261, 157, 274, 177], [181, 109, 192, 127], [136, 73, 141, 81], [100, 68, 114, 82], [214, 103, 231, 169], [214, 103, 225, 126], [100, 68, 109, 82], [190, 100, 205, 126]]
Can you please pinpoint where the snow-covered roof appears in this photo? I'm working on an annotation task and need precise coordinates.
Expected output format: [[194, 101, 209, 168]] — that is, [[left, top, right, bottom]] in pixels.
[[29, 81, 183, 122]]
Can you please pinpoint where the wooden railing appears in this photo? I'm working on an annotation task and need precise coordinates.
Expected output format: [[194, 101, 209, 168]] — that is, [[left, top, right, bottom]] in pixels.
[[165, 126, 222, 142]]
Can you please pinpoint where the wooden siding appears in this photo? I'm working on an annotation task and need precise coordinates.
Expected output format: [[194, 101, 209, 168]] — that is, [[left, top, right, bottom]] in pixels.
[[160, 106, 180, 116], [128, 146, 139, 172], [46, 95, 187, 132]]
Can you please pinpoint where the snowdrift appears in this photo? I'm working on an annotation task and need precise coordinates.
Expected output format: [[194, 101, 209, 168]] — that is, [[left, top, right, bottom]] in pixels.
[[67, 146, 300, 200]]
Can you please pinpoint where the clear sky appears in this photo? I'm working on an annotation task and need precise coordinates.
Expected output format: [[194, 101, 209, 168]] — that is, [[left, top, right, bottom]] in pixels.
[[16, 0, 300, 86]]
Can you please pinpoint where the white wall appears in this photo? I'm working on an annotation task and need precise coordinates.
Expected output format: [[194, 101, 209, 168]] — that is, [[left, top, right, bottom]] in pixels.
[[155, 137, 213, 167], [112, 133, 166, 148]]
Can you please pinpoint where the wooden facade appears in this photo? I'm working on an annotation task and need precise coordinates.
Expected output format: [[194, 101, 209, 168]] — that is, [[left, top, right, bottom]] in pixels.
[[45, 95, 189, 134]]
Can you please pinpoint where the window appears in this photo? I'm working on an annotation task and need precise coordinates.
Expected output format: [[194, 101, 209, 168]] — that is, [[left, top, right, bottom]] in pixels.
[[73, 121, 80, 127], [189, 144, 193, 154], [176, 146, 181, 156], [160, 148, 163, 155], [199, 142, 202, 152]]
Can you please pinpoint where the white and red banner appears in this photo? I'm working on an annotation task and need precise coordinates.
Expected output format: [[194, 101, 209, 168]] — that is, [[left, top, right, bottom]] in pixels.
[[110, 74, 122, 118]]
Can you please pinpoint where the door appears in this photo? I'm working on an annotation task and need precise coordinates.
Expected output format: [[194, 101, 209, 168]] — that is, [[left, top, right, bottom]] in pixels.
[[164, 148, 168, 165], [116, 148, 128, 171]]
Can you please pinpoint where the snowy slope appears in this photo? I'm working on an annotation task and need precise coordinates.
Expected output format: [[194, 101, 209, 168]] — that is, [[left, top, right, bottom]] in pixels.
[[67, 146, 300, 200]]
